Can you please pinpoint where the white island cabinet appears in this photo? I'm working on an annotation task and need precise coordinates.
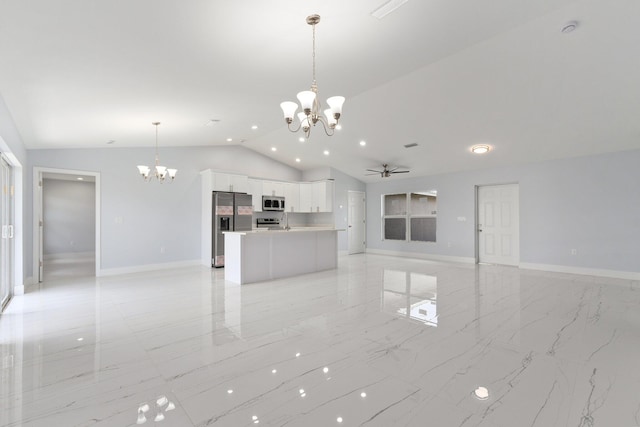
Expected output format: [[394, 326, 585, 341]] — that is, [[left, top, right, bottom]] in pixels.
[[223, 229, 340, 284]]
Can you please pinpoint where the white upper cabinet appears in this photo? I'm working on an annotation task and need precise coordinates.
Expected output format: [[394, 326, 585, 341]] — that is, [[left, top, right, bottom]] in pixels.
[[283, 182, 300, 212], [248, 178, 263, 212], [262, 180, 285, 197], [299, 180, 333, 212], [212, 172, 248, 193], [203, 170, 333, 213], [299, 182, 313, 212], [230, 174, 249, 193]]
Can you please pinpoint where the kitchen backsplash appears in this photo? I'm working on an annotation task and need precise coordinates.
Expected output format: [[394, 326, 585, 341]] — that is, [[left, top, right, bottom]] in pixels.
[[252, 211, 334, 228]]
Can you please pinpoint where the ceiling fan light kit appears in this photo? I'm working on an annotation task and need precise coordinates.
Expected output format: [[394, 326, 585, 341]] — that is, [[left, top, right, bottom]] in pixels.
[[280, 14, 345, 139]]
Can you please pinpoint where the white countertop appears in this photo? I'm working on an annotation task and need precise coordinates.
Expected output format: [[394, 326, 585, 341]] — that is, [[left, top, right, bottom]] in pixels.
[[223, 227, 343, 235]]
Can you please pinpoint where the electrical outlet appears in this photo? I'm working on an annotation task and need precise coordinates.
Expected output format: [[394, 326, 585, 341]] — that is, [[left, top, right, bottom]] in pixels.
[[571, 248, 577, 255]]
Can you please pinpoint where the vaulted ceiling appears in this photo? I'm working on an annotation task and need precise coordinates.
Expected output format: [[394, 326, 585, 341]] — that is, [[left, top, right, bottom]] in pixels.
[[1, 0, 639, 182]]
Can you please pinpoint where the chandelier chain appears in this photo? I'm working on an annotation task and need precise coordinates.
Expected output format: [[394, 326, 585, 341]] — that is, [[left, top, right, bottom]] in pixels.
[[154, 122, 159, 167], [312, 21, 316, 86]]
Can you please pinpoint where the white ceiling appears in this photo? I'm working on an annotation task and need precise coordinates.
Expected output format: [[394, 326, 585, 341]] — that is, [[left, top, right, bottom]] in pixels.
[[1, 0, 639, 182]]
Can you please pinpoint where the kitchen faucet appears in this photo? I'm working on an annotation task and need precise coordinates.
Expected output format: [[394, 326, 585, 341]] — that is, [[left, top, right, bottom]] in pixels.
[[281, 212, 290, 230]]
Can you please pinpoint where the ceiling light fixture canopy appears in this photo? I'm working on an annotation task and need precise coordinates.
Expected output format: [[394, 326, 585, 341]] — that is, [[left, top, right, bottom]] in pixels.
[[136, 122, 177, 183], [280, 14, 345, 139]]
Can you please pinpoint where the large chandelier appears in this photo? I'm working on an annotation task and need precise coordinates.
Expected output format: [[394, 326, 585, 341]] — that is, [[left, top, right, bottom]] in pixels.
[[136, 122, 177, 183], [280, 14, 345, 138]]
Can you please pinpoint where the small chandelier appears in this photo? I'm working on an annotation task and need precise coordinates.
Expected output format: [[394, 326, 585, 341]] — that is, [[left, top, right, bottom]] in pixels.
[[280, 14, 345, 138], [137, 122, 177, 183]]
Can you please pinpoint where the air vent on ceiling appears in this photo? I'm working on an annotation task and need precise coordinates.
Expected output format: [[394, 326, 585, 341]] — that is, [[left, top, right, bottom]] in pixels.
[[371, 0, 409, 20], [404, 142, 418, 148]]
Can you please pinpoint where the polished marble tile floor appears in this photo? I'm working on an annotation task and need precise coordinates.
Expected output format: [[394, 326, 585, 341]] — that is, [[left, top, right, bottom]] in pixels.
[[1, 254, 639, 427]]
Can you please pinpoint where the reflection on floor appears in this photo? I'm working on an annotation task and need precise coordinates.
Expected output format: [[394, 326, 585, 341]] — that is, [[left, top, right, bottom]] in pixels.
[[1, 254, 639, 426], [43, 253, 96, 280]]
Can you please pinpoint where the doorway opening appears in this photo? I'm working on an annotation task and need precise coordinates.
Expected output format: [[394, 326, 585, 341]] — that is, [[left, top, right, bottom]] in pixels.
[[33, 168, 101, 281], [348, 191, 366, 254], [476, 184, 520, 266]]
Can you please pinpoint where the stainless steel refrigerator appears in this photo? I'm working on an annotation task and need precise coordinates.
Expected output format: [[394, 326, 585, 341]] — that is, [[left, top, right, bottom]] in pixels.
[[212, 192, 253, 267]]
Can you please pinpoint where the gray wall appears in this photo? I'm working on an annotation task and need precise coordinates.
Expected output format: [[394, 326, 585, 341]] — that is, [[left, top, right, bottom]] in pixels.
[[330, 168, 366, 252], [366, 149, 640, 274], [27, 145, 302, 275], [43, 179, 95, 256]]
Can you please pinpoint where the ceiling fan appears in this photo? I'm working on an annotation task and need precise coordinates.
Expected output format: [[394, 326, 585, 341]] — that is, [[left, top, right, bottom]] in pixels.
[[366, 164, 410, 178]]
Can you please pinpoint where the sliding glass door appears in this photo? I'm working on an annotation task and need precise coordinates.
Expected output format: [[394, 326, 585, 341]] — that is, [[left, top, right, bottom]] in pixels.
[[1, 154, 13, 312]]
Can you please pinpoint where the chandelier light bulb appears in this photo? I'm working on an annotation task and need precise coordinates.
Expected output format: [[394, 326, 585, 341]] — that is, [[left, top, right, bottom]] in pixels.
[[136, 411, 147, 425], [297, 91, 316, 113], [324, 109, 337, 128], [326, 96, 345, 117], [280, 102, 298, 122]]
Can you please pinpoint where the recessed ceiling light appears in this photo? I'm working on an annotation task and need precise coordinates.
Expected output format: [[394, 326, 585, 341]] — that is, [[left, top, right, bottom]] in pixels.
[[474, 386, 489, 400], [299, 137, 305, 143], [335, 124, 342, 130], [359, 141, 366, 146], [337, 417, 344, 423], [251, 125, 258, 130], [295, 158, 301, 163], [226, 138, 233, 142], [561, 21, 578, 33], [323, 150, 330, 156], [471, 144, 490, 154], [77, 177, 84, 181], [271, 147, 277, 152]]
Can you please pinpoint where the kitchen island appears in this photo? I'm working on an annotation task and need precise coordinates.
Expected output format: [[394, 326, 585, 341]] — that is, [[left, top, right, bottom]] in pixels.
[[223, 228, 340, 284]]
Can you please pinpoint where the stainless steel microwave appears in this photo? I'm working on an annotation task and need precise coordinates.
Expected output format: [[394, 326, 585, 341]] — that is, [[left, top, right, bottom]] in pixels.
[[262, 195, 285, 211]]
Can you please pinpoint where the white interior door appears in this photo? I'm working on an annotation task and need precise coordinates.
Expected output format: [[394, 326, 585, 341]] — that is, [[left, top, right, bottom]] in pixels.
[[477, 184, 519, 266], [1, 155, 13, 311], [348, 191, 366, 254]]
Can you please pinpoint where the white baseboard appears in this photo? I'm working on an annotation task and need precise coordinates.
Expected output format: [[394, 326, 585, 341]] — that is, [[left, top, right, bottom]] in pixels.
[[44, 251, 95, 261], [15, 276, 38, 295], [365, 248, 476, 264], [98, 259, 202, 277], [519, 262, 640, 281]]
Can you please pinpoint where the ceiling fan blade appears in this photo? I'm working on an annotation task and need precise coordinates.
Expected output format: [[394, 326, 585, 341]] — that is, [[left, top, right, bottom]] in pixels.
[[365, 172, 380, 176], [366, 169, 382, 173], [391, 170, 410, 174]]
